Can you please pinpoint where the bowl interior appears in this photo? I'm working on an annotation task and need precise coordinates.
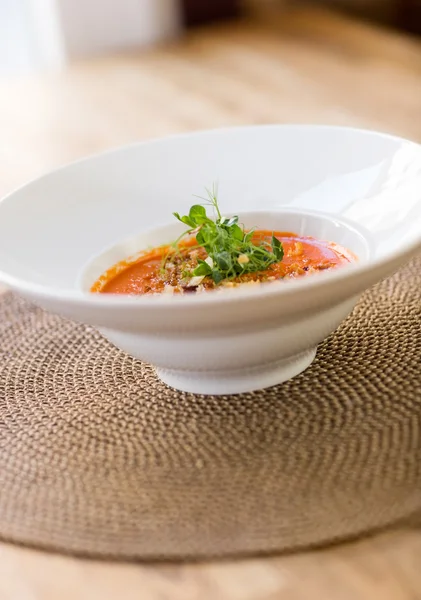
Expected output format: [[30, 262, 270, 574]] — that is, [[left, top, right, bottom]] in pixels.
[[80, 209, 373, 292], [0, 125, 420, 292]]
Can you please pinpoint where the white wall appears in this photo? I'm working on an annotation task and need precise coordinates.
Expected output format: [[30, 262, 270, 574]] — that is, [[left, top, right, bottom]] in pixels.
[[0, 0, 182, 76], [0, 0, 40, 75], [56, 0, 181, 59]]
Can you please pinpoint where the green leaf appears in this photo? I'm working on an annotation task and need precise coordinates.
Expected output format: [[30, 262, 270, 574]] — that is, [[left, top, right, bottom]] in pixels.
[[195, 229, 205, 246], [221, 216, 238, 227], [189, 204, 208, 225], [197, 223, 216, 247], [271, 235, 284, 261], [173, 212, 195, 228], [229, 223, 244, 241], [182, 216, 196, 227], [193, 260, 212, 277], [212, 269, 224, 284], [214, 251, 232, 271]]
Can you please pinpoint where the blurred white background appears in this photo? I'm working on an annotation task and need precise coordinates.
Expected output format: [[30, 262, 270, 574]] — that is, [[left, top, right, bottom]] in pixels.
[[0, 0, 181, 76], [1, 0, 407, 76], [0, 0, 39, 75]]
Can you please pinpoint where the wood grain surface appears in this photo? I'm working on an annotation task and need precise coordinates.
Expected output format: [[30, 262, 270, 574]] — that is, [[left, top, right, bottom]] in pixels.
[[0, 6, 420, 599], [1, 530, 421, 600]]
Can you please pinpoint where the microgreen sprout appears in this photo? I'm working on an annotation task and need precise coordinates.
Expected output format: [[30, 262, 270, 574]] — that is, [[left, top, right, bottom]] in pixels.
[[166, 185, 284, 285]]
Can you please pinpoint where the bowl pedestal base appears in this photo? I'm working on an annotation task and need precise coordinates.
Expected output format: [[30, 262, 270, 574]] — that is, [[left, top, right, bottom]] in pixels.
[[156, 347, 317, 395]]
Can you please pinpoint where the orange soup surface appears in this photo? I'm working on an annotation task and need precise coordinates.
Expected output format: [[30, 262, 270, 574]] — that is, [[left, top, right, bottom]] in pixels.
[[92, 230, 355, 296]]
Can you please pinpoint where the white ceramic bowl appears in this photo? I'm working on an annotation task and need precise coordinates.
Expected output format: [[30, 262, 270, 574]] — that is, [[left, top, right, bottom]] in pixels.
[[0, 125, 420, 395]]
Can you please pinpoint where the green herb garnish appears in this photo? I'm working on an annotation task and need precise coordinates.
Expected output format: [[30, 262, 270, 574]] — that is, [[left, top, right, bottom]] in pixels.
[[168, 186, 284, 284]]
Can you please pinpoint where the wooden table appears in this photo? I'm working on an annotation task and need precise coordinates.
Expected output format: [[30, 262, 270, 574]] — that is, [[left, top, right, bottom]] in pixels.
[[0, 6, 420, 599]]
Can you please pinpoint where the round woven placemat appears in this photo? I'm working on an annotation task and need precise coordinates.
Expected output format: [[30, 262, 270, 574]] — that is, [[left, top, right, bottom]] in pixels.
[[1, 257, 421, 560]]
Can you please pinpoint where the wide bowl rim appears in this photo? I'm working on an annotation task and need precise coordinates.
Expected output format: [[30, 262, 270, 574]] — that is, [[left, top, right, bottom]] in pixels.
[[1, 124, 420, 309]]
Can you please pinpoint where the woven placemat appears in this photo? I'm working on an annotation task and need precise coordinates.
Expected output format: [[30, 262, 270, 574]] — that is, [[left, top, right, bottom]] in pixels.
[[1, 257, 421, 560]]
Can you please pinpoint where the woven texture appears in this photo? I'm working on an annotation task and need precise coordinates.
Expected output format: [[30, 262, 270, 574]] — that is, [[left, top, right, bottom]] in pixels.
[[0, 257, 421, 560]]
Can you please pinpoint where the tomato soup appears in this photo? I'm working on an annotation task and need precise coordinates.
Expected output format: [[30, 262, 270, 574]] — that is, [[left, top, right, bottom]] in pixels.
[[92, 230, 355, 296]]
